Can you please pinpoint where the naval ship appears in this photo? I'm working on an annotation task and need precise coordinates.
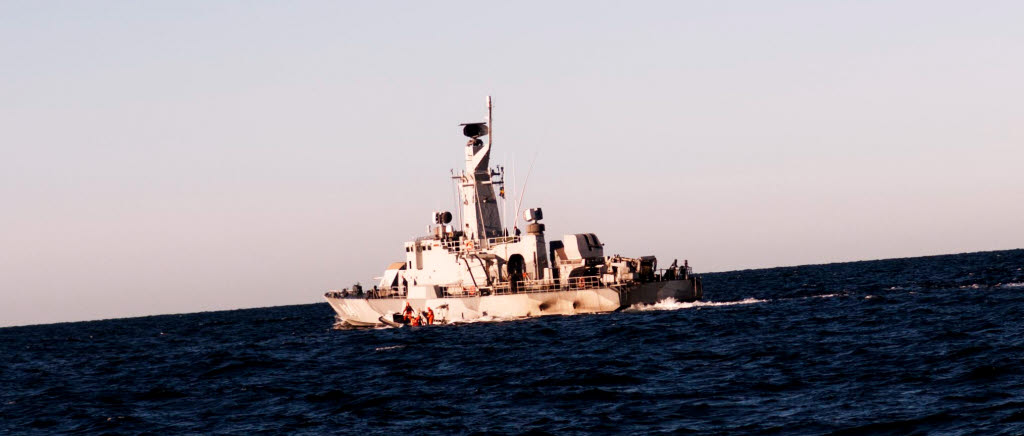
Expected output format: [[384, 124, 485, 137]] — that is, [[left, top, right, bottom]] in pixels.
[[325, 98, 702, 327]]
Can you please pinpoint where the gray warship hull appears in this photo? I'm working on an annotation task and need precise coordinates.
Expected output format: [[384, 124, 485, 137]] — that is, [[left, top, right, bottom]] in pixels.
[[327, 276, 702, 327], [324, 98, 705, 328]]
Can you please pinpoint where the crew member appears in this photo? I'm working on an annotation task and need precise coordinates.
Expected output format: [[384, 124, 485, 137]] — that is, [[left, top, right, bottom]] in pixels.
[[426, 307, 435, 325], [402, 302, 414, 322]]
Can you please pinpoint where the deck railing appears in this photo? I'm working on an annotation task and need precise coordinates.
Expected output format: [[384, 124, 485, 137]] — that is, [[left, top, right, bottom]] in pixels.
[[442, 275, 605, 298], [326, 269, 699, 301], [654, 266, 693, 281], [438, 235, 521, 252]]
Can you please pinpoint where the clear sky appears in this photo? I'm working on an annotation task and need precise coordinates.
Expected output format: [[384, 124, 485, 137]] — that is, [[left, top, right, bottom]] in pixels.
[[2, 1, 1022, 327]]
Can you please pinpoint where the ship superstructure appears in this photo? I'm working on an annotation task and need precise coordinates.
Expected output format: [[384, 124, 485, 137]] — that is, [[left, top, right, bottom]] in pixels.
[[325, 98, 702, 326]]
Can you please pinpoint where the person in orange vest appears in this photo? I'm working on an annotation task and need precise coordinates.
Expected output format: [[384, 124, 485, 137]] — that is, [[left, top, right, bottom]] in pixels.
[[426, 307, 435, 325], [402, 302, 414, 322]]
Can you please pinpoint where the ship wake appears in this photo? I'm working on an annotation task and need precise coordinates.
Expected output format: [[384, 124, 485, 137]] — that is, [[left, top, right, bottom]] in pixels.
[[449, 314, 518, 325], [626, 297, 767, 312]]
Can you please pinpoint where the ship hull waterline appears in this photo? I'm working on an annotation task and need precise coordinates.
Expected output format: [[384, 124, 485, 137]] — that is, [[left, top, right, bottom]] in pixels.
[[326, 279, 702, 327]]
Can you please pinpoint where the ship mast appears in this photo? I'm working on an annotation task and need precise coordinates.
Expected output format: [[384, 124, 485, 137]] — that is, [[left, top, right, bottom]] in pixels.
[[458, 97, 503, 242]]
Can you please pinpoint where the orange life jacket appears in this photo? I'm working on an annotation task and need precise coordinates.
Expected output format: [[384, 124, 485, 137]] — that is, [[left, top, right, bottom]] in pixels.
[[426, 308, 435, 325]]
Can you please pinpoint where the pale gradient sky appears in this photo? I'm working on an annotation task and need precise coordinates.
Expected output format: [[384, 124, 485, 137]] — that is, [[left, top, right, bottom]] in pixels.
[[2, 1, 1022, 327]]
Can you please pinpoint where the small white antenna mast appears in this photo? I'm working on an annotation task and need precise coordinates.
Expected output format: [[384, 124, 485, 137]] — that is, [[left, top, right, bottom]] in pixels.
[[512, 158, 517, 230], [486, 96, 493, 148], [512, 150, 539, 230], [502, 152, 507, 232]]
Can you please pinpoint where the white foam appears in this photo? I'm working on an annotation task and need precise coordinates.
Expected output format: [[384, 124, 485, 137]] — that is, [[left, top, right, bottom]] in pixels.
[[449, 314, 515, 325], [374, 345, 406, 351], [998, 282, 1024, 288], [627, 297, 767, 312]]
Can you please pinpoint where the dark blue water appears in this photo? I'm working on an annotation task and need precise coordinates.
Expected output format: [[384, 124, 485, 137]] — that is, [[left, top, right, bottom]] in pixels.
[[3, 250, 1024, 434]]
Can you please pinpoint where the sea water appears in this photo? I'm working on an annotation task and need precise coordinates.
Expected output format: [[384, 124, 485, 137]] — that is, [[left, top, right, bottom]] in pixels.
[[2, 249, 1023, 434]]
